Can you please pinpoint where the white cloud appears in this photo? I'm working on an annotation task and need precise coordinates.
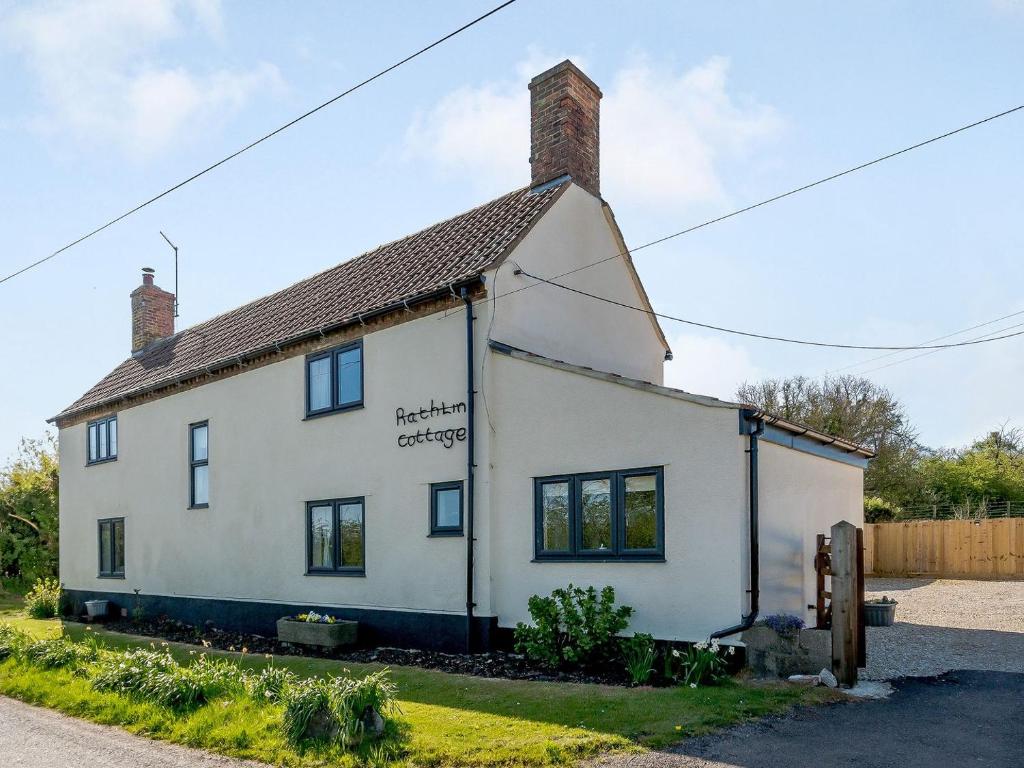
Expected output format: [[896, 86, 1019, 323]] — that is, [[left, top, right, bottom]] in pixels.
[[405, 52, 783, 207], [6, 0, 282, 156], [663, 333, 764, 401]]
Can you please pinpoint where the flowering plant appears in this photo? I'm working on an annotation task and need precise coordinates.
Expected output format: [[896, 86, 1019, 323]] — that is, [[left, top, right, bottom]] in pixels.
[[760, 614, 805, 637], [673, 638, 734, 687], [296, 612, 337, 624]]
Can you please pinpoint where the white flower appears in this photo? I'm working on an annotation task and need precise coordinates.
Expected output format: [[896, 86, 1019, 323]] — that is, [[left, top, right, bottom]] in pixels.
[[728, 645, 736, 655], [689, 683, 697, 689], [671, 649, 680, 658], [694, 641, 708, 651]]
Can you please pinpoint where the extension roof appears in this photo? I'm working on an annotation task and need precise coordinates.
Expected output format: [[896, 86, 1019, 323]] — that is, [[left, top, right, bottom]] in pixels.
[[53, 181, 568, 423]]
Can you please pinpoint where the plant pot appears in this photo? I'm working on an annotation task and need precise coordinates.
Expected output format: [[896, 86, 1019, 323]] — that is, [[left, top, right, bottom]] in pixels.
[[276, 617, 358, 648], [84, 600, 109, 619], [863, 601, 897, 627]]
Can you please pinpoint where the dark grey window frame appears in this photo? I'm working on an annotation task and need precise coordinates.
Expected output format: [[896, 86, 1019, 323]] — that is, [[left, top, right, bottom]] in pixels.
[[305, 497, 366, 576], [97, 517, 125, 578], [304, 340, 364, 419], [189, 420, 209, 509], [429, 481, 464, 537], [86, 415, 118, 465], [533, 466, 665, 562]]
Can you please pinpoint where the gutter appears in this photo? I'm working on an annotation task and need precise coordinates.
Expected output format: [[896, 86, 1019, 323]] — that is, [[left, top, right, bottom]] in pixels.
[[710, 409, 764, 640], [745, 410, 873, 458], [460, 287, 477, 653], [51, 278, 485, 425]]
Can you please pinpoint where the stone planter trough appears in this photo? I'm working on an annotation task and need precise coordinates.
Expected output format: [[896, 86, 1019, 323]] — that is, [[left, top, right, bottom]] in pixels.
[[741, 624, 831, 677], [276, 617, 358, 648]]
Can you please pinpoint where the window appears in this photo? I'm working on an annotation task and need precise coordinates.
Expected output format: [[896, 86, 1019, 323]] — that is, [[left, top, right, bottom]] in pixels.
[[87, 415, 117, 464], [305, 341, 363, 417], [189, 421, 209, 508], [534, 467, 664, 561], [306, 497, 365, 575], [98, 518, 125, 577], [430, 481, 464, 536]]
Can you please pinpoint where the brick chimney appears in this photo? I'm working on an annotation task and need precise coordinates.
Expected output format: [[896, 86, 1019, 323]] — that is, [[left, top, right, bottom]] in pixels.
[[130, 268, 175, 353], [529, 60, 602, 197]]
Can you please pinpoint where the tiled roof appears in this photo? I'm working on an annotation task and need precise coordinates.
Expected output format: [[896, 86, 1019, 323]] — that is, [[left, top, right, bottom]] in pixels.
[[55, 181, 567, 421]]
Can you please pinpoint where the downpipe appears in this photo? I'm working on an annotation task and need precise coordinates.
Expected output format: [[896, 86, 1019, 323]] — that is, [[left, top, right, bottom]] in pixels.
[[461, 288, 477, 653], [710, 411, 764, 640]]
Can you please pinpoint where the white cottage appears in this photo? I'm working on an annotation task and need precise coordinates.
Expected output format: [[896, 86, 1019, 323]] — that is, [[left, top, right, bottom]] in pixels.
[[52, 61, 870, 651]]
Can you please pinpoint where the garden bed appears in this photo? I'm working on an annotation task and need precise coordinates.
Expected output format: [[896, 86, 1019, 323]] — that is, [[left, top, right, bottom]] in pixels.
[[86, 614, 640, 686], [3, 606, 834, 768]]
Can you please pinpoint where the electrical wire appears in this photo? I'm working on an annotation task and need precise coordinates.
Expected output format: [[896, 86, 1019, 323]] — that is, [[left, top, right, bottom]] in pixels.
[[0, 0, 520, 287], [515, 268, 1024, 351], [826, 306, 1024, 375], [854, 318, 1024, 374], [483, 103, 1024, 307]]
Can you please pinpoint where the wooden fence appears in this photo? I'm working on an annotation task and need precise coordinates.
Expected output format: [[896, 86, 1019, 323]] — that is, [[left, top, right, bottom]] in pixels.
[[864, 518, 1024, 578]]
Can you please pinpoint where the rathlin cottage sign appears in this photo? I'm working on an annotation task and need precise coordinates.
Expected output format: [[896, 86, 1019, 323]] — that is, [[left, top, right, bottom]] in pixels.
[[395, 398, 467, 448]]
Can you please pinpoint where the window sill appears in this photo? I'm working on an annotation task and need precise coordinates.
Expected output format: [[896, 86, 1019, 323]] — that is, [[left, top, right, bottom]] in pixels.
[[531, 556, 666, 564], [86, 457, 118, 467], [305, 570, 366, 578], [303, 403, 364, 421], [188, 504, 209, 510], [97, 573, 126, 579], [428, 530, 464, 538]]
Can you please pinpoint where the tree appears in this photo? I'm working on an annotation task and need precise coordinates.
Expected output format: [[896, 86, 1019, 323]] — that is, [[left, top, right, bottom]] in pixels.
[[735, 375, 925, 506], [918, 425, 1024, 506], [0, 436, 59, 584]]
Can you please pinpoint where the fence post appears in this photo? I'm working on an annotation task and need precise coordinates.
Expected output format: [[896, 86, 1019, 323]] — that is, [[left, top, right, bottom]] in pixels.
[[831, 520, 860, 687]]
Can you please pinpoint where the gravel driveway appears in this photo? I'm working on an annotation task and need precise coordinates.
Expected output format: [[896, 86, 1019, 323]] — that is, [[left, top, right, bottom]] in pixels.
[[863, 577, 1024, 679], [0, 696, 261, 768]]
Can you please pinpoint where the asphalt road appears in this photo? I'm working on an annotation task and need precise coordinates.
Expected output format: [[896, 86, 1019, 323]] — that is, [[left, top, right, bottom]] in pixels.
[[595, 670, 1024, 768], [0, 695, 260, 768]]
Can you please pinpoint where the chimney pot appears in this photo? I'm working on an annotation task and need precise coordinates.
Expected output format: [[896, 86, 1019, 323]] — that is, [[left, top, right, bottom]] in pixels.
[[529, 60, 601, 196], [131, 268, 175, 353]]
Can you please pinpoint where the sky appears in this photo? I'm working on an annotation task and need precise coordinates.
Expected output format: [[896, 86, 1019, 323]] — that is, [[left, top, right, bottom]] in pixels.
[[1, 0, 1022, 464]]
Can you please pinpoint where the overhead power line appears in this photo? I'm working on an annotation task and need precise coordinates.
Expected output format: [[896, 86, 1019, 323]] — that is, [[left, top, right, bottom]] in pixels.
[[0, 0, 520, 287], [488, 102, 1024, 306], [854, 318, 1024, 374], [828, 306, 1024, 375], [514, 267, 1024, 351]]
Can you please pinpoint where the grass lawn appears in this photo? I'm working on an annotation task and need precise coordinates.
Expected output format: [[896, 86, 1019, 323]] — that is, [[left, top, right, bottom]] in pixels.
[[0, 594, 834, 766]]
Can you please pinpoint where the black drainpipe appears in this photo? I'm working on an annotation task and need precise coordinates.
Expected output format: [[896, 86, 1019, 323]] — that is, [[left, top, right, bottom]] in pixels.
[[710, 410, 764, 640], [460, 288, 476, 653]]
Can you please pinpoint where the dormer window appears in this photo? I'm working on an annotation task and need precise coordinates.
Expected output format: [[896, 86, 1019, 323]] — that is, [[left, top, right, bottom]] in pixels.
[[305, 340, 363, 418], [87, 415, 117, 465]]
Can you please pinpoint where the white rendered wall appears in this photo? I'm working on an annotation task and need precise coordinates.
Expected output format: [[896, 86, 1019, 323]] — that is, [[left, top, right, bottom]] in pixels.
[[757, 441, 865, 624], [486, 352, 748, 642], [487, 184, 668, 385], [59, 308, 477, 617]]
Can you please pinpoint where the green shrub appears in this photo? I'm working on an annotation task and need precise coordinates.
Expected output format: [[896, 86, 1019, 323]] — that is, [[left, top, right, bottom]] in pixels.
[[188, 653, 247, 699], [0, 624, 30, 660], [864, 496, 902, 523], [24, 577, 61, 619], [514, 584, 633, 669], [24, 633, 99, 670], [93, 651, 208, 708], [246, 665, 297, 703], [620, 633, 655, 686], [282, 669, 399, 748]]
